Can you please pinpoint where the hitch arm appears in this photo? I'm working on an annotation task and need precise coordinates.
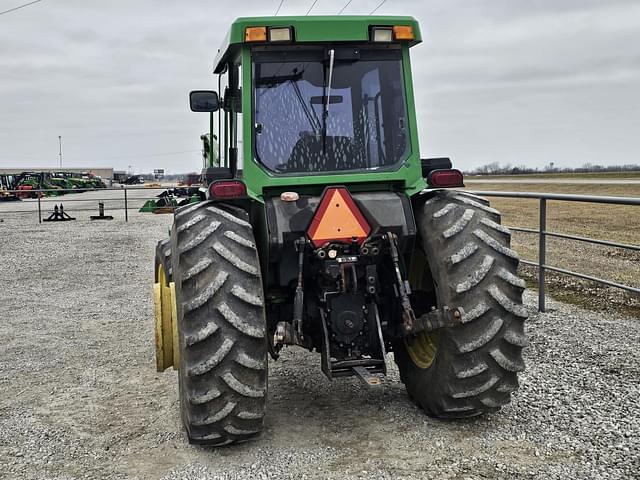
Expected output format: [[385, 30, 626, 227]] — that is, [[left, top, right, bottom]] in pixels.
[[386, 232, 416, 331], [400, 306, 465, 336], [292, 237, 306, 339]]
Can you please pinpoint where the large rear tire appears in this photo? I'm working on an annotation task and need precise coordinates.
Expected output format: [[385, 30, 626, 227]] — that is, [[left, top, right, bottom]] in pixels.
[[171, 201, 267, 445], [395, 190, 528, 417]]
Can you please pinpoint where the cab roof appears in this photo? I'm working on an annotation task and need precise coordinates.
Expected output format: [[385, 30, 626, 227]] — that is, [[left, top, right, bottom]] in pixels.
[[213, 15, 422, 73]]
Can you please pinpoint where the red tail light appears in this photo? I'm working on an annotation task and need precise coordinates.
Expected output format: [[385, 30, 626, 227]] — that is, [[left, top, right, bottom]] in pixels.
[[428, 169, 465, 188], [209, 180, 246, 199]]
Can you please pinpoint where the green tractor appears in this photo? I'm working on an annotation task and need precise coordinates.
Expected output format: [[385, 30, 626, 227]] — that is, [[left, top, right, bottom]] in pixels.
[[154, 15, 527, 446], [15, 172, 63, 198], [50, 172, 74, 191]]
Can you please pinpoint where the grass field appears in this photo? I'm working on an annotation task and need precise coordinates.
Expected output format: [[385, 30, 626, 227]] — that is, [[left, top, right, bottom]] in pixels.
[[464, 181, 640, 315], [466, 171, 640, 180]]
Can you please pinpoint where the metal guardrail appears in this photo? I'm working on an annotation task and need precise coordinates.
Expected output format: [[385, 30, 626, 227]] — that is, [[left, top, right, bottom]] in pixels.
[[468, 190, 640, 312], [0, 186, 174, 222], [3, 186, 638, 311]]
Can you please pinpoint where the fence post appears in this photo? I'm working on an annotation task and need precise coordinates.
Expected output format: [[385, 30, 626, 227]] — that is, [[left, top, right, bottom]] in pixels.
[[124, 187, 128, 222], [538, 198, 546, 312], [37, 194, 42, 223]]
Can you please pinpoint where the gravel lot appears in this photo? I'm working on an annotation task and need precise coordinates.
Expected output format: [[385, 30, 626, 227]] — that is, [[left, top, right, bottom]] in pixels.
[[0, 191, 638, 479]]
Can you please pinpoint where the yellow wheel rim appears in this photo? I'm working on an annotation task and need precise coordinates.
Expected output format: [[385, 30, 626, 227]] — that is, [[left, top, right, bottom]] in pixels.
[[405, 248, 439, 370], [154, 263, 177, 371], [405, 331, 439, 369]]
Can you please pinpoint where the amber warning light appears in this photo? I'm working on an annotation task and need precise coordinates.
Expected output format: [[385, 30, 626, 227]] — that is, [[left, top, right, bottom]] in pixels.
[[307, 187, 371, 247], [245, 26, 267, 42]]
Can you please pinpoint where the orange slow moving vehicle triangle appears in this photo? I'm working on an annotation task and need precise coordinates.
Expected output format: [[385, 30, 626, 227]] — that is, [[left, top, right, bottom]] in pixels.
[[307, 188, 371, 247]]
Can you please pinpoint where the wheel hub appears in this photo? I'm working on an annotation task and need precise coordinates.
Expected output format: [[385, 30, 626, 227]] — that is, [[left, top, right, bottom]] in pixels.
[[405, 331, 439, 369]]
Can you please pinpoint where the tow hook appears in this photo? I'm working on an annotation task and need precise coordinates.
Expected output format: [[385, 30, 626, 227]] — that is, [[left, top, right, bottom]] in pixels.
[[401, 306, 465, 336]]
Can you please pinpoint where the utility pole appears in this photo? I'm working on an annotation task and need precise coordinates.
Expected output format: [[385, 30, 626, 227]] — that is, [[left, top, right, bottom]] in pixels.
[[58, 135, 62, 168]]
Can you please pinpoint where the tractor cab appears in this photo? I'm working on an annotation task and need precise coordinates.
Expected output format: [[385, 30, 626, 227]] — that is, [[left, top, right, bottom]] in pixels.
[[190, 16, 427, 199]]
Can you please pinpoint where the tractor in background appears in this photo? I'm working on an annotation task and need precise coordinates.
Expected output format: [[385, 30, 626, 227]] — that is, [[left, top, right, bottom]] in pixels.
[[0, 175, 19, 201], [15, 172, 62, 198], [153, 15, 527, 446]]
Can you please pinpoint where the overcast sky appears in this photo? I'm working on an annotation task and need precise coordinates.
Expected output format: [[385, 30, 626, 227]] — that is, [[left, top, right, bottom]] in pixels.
[[1, 0, 639, 173]]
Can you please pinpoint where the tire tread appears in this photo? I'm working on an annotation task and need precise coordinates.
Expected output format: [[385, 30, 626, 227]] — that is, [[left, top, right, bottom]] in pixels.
[[170, 201, 267, 445], [394, 190, 528, 418]]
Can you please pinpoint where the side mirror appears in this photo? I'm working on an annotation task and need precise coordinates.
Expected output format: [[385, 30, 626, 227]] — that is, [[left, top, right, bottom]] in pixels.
[[189, 90, 220, 112]]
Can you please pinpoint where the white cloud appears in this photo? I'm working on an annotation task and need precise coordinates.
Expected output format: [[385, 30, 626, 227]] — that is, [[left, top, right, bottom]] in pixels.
[[0, 0, 639, 172]]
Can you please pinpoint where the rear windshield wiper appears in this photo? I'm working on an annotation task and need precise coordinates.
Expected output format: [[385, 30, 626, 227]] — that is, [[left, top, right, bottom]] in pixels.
[[322, 49, 335, 153]]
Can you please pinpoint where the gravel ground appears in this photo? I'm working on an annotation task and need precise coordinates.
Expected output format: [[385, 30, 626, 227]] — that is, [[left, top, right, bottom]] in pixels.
[[0, 191, 639, 479]]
